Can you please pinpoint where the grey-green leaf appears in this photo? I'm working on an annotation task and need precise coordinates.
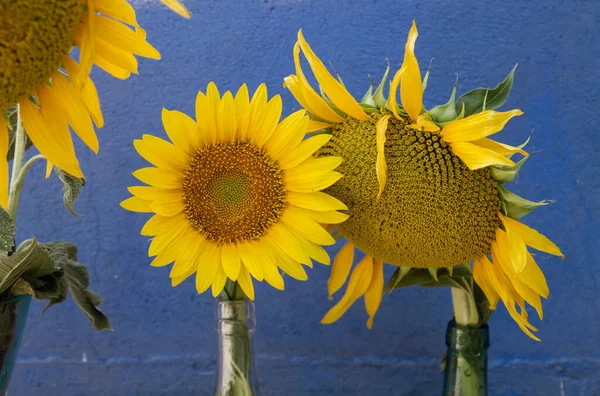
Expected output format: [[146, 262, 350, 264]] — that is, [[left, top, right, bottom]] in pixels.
[[54, 168, 86, 216], [496, 185, 553, 219], [455, 64, 518, 117], [490, 156, 528, 184], [0, 238, 54, 296], [0, 208, 15, 254]]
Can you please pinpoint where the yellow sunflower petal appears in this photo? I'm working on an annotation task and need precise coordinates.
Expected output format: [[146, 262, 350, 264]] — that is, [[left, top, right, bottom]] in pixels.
[[263, 233, 308, 281], [517, 252, 549, 298], [237, 267, 255, 300], [151, 252, 176, 268], [297, 30, 368, 120], [63, 57, 104, 128], [120, 196, 152, 212], [364, 258, 384, 329], [321, 255, 373, 324], [92, 37, 139, 74], [161, 0, 192, 18], [400, 20, 423, 122], [132, 167, 181, 188], [268, 223, 312, 266], [0, 119, 7, 209], [471, 137, 528, 157], [501, 216, 564, 258], [140, 213, 187, 236], [278, 134, 332, 170], [264, 110, 308, 161], [196, 91, 218, 144], [149, 199, 185, 217], [327, 241, 354, 298], [499, 214, 528, 273], [47, 72, 99, 153], [308, 120, 333, 133], [134, 135, 188, 171], [94, 14, 160, 59], [195, 242, 220, 294], [235, 84, 250, 141], [389, 65, 407, 120], [96, 0, 138, 26], [286, 191, 347, 212], [472, 256, 500, 310], [211, 259, 227, 297], [284, 170, 343, 193], [20, 99, 82, 178], [170, 232, 204, 277], [76, 7, 95, 88], [295, 207, 348, 225], [251, 95, 282, 148], [221, 243, 242, 281], [511, 277, 544, 320], [375, 114, 390, 200], [284, 157, 343, 180], [128, 186, 181, 201], [287, 42, 345, 123], [217, 91, 237, 143], [450, 141, 516, 170], [281, 207, 336, 246], [441, 110, 524, 143], [236, 242, 264, 281], [255, 241, 284, 289], [162, 109, 200, 153]]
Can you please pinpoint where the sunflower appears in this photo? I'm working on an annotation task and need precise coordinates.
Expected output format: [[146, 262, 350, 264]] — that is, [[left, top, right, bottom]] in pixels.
[[121, 83, 348, 299], [284, 21, 563, 339], [0, 0, 191, 209]]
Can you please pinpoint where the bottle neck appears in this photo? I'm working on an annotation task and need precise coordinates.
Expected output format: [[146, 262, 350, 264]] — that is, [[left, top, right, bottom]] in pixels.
[[214, 299, 259, 396], [442, 320, 489, 396]]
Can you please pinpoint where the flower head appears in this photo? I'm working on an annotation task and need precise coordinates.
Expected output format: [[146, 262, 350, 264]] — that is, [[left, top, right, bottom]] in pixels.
[[122, 83, 348, 299], [284, 21, 563, 338], [0, 0, 189, 209]]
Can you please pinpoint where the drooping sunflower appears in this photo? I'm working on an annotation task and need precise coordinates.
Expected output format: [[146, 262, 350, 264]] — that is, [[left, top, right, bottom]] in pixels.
[[284, 21, 563, 339], [121, 83, 348, 299], [0, 0, 189, 209]]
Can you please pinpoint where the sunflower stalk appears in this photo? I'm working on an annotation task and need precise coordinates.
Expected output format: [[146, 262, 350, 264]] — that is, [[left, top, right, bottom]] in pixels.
[[446, 287, 485, 395]]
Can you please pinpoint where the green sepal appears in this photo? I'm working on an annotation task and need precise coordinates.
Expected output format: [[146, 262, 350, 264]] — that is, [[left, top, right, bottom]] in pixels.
[[496, 185, 553, 220], [361, 78, 376, 106], [490, 156, 528, 184], [0, 208, 15, 255], [54, 168, 86, 216], [455, 64, 518, 118], [384, 265, 472, 293], [373, 61, 391, 109], [422, 58, 434, 93], [359, 103, 382, 114], [430, 76, 459, 124]]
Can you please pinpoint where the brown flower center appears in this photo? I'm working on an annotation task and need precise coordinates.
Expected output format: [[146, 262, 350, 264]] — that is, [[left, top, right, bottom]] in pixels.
[[320, 113, 501, 268], [0, 0, 85, 109], [182, 142, 286, 243]]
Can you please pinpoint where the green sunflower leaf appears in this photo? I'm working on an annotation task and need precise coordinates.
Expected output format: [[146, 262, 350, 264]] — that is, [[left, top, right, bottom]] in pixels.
[[54, 168, 86, 216], [455, 64, 518, 118], [0, 208, 15, 254], [496, 185, 554, 219]]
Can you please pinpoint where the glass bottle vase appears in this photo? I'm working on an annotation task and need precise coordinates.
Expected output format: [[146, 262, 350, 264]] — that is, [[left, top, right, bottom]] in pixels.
[[0, 295, 32, 395], [214, 299, 260, 396], [441, 320, 489, 396]]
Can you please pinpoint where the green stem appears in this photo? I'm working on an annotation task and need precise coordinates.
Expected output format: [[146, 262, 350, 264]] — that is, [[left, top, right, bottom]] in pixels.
[[7, 106, 27, 221], [221, 280, 246, 302], [450, 287, 483, 395]]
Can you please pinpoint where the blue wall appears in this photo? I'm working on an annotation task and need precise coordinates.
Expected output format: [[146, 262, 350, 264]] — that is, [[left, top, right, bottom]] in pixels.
[[10, 0, 599, 394]]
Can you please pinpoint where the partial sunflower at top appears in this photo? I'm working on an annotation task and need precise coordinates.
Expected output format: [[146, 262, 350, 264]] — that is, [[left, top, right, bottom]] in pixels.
[[284, 21, 563, 340], [0, 0, 188, 209]]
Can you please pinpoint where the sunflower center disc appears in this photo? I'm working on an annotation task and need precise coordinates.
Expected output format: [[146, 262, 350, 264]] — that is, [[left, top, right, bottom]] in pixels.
[[182, 141, 286, 243], [321, 114, 501, 268], [0, 0, 85, 109]]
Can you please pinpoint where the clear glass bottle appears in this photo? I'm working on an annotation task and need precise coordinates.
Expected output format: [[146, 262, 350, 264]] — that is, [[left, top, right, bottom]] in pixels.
[[442, 320, 489, 396], [214, 299, 260, 396]]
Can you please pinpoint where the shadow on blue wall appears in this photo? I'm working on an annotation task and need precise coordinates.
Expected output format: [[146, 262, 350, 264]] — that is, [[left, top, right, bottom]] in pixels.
[[10, 0, 600, 394]]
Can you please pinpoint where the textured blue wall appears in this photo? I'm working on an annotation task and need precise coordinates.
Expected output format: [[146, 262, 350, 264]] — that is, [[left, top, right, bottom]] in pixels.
[[9, 0, 599, 394]]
